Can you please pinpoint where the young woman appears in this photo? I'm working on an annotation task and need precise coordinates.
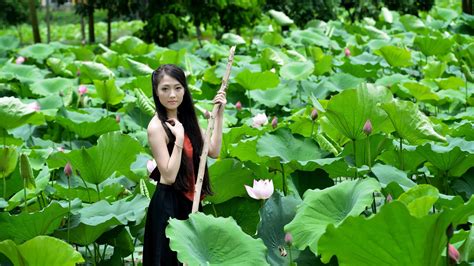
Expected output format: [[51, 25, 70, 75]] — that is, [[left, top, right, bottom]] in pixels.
[[143, 64, 226, 265]]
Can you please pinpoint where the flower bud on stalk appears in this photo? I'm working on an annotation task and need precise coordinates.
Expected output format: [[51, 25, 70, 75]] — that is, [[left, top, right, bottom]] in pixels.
[[311, 109, 318, 121], [64, 162, 73, 177], [363, 119, 372, 135], [235, 101, 242, 111], [271, 116, 278, 129]]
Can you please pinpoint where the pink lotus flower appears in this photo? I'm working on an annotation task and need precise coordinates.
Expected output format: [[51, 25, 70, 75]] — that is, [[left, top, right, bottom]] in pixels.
[[245, 179, 274, 200], [64, 162, 72, 177], [271, 116, 278, 129], [363, 119, 372, 135], [27, 102, 40, 112], [78, 85, 88, 96], [147, 159, 157, 174], [16, 56, 25, 64], [344, 47, 351, 57], [311, 109, 318, 120], [252, 113, 268, 128], [448, 244, 460, 264], [236, 101, 242, 111], [115, 114, 121, 123], [386, 194, 393, 203], [284, 233, 293, 244]]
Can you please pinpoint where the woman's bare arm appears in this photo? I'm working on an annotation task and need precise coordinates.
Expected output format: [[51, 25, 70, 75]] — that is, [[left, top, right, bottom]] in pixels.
[[208, 91, 226, 158]]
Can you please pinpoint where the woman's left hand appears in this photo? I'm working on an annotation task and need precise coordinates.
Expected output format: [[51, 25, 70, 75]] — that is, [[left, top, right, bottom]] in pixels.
[[213, 91, 227, 106]]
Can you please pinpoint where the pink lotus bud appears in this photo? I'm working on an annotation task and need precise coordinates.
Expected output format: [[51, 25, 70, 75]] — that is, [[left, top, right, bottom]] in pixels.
[[252, 113, 268, 128], [271, 116, 278, 129], [448, 244, 460, 264], [64, 162, 72, 177], [15, 56, 25, 64], [236, 101, 242, 111], [76, 69, 81, 76], [147, 159, 157, 174], [78, 85, 88, 96], [344, 47, 351, 57], [27, 102, 41, 112], [386, 194, 393, 203], [363, 119, 372, 135], [244, 179, 274, 200], [115, 114, 121, 123], [284, 233, 293, 244], [57, 147, 65, 152], [311, 109, 318, 121], [204, 110, 211, 119]]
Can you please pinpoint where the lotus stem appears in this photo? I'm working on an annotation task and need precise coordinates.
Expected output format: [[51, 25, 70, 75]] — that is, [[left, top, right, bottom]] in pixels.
[[67, 175, 71, 243], [466, 75, 468, 112], [288, 245, 293, 264], [367, 136, 371, 171], [280, 162, 287, 196], [247, 90, 252, 113], [353, 140, 358, 179], [96, 184, 101, 201], [2, 172, 5, 199], [310, 120, 315, 138], [212, 204, 218, 217], [78, 175, 91, 202], [399, 138, 404, 170], [23, 178, 28, 212]]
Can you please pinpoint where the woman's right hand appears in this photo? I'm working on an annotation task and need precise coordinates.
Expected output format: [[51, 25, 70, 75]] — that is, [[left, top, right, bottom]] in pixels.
[[165, 118, 184, 142]]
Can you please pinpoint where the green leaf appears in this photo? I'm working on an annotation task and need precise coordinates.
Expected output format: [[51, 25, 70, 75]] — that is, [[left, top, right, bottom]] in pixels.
[[257, 192, 302, 265], [460, 228, 474, 262], [18, 43, 55, 63], [414, 35, 453, 57], [249, 85, 292, 108], [285, 178, 381, 254], [0, 36, 19, 51], [46, 58, 74, 77], [380, 99, 446, 144], [0, 63, 47, 83], [55, 108, 120, 138], [79, 61, 114, 82], [0, 236, 84, 266], [30, 78, 76, 97], [398, 185, 439, 217], [256, 128, 326, 164], [0, 201, 68, 243], [318, 199, 474, 265], [111, 36, 154, 56], [402, 82, 440, 103], [0, 147, 18, 178], [325, 84, 393, 140], [19, 154, 35, 189], [377, 46, 413, 67], [327, 73, 364, 92], [221, 33, 246, 46], [166, 212, 269, 265], [235, 69, 279, 90], [279, 61, 314, 81], [290, 29, 331, 48], [51, 132, 142, 185], [268, 9, 294, 26], [93, 79, 125, 105], [0, 97, 37, 130], [122, 58, 153, 76]]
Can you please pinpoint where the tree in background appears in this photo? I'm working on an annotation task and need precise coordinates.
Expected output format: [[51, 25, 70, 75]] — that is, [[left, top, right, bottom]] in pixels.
[[463, 0, 473, 14], [264, 0, 340, 27], [95, 0, 139, 46], [27, 0, 41, 43], [0, 0, 29, 44]]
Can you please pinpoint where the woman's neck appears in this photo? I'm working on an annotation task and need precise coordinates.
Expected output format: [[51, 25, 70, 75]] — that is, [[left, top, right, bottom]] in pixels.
[[166, 110, 178, 119]]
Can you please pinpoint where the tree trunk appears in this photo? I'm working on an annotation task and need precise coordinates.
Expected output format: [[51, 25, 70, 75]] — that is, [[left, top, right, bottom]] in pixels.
[[88, 0, 95, 43], [195, 23, 202, 48], [463, 0, 473, 14], [28, 0, 41, 43], [16, 25, 23, 45], [107, 8, 112, 46], [46, 0, 51, 43], [80, 0, 86, 43]]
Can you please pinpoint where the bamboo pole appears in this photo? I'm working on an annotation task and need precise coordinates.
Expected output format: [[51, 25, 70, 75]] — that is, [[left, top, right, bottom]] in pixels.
[[192, 46, 236, 213]]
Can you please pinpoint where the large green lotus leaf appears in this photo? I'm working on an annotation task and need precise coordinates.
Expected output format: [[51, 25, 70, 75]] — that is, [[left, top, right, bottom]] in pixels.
[[399, 14, 427, 33], [338, 61, 379, 79], [460, 228, 474, 262], [268, 9, 294, 26], [414, 35, 453, 57], [0, 147, 18, 178], [111, 36, 154, 56], [235, 69, 279, 90], [340, 134, 391, 167], [93, 79, 125, 105], [318, 199, 474, 265], [67, 47, 95, 61], [459, 43, 474, 68], [203, 197, 260, 236], [19, 43, 55, 63], [285, 178, 381, 254], [453, 175, 474, 200], [256, 128, 326, 164], [96, 50, 121, 68], [0, 129, 22, 146], [416, 137, 474, 177], [290, 29, 331, 48], [325, 84, 393, 140], [0, 236, 84, 266], [378, 141, 426, 172], [54, 215, 121, 245], [377, 46, 413, 67], [402, 82, 440, 103], [6, 166, 50, 211], [96, 226, 134, 257], [262, 32, 284, 46], [122, 58, 153, 76], [371, 163, 415, 191], [249, 85, 292, 108], [0, 63, 47, 83], [380, 99, 446, 144], [423, 60, 447, 79], [375, 73, 411, 87], [206, 159, 254, 204], [450, 121, 474, 141], [53, 181, 123, 203], [257, 192, 302, 265], [55, 108, 120, 138], [0, 97, 38, 129], [436, 76, 465, 90], [221, 33, 246, 46], [0, 36, 19, 51], [0, 201, 68, 243], [279, 61, 314, 81], [121, 75, 153, 97], [166, 212, 269, 265], [53, 132, 142, 184], [79, 61, 114, 82], [46, 58, 74, 77], [326, 72, 364, 92], [398, 184, 439, 218], [30, 77, 76, 97], [229, 137, 269, 163]]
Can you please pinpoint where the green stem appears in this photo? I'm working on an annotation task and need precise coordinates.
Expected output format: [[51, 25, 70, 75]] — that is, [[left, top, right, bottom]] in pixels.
[[310, 120, 315, 138], [101, 244, 107, 261], [79, 175, 91, 202], [367, 136, 371, 172], [96, 184, 101, 200], [288, 244, 293, 264], [399, 138, 404, 171], [280, 162, 287, 196], [67, 176, 71, 243], [131, 237, 138, 266], [85, 245, 93, 264], [36, 195, 43, 209], [466, 75, 468, 112], [353, 140, 358, 179], [23, 178, 28, 212], [212, 204, 218, 217], [372, 192, 377, 214], [3, 173, 6, 200], [247, 90, 252, 113], [68, 130, 73, 149]]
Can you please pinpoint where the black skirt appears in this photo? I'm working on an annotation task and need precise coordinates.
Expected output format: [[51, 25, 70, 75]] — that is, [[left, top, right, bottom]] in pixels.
[[142, 183, 194, 266]]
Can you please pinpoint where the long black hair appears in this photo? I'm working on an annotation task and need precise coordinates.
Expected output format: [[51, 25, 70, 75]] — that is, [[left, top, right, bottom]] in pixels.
[[150, 64, 212, 196]]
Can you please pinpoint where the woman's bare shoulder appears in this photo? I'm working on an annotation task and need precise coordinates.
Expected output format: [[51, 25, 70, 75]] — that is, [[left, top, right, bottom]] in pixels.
[[147, 115, 165, 135]]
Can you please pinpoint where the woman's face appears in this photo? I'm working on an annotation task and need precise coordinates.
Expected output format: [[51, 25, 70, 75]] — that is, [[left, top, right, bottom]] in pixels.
[[156, 74, 185, 113]]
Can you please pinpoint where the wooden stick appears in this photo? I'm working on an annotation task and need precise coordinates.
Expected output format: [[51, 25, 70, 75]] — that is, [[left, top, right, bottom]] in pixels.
[[192, 46, 236, 213]]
